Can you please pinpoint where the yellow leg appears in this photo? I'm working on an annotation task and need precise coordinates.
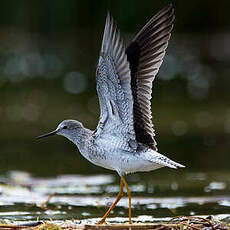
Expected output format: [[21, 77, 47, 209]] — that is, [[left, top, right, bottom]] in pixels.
[[121, 176, 132, 224], [40, 193, 56, 209], [98, 178, 124, 224]]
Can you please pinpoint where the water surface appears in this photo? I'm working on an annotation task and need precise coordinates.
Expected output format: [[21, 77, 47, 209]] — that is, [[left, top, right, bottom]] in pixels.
[[0, 170, 229, 223]]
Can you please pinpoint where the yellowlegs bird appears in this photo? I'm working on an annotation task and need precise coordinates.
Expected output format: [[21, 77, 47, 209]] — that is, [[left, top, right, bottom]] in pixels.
[[37, 4, 184, 224]]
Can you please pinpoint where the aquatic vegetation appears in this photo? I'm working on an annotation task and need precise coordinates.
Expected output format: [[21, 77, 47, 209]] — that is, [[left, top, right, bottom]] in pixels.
[[35, 222, 62, 230], [0, 216, 229, 229]]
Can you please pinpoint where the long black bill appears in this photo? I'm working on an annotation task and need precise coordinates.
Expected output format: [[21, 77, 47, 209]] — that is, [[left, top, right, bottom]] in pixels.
[[36, 130, 58, 139]]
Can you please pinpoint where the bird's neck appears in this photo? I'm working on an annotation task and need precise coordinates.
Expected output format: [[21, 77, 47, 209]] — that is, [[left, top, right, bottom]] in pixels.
[[67, 126, 92, 149]]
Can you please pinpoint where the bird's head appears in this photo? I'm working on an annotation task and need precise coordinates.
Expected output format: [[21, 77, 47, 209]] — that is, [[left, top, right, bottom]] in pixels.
[[37, 119, 83, 140]]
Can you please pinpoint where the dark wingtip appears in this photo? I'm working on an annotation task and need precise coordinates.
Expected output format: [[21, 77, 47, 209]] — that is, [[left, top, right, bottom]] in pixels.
[[160, 3, 174, 16], [166, 3, 173, 10]]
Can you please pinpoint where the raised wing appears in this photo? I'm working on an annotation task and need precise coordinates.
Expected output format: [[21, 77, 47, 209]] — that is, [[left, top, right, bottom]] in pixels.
[[126, 5, 175, 151], [95, 13, 136, 150]]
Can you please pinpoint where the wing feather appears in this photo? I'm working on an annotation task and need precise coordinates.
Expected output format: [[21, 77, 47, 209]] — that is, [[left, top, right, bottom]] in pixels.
[[126, 4, 174, 151], [96, 12, 136, 150]]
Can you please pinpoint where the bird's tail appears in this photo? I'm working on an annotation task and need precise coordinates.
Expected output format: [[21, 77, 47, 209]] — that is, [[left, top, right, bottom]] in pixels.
[[146, 150, 185, 169], [164, 158, 185, 169]]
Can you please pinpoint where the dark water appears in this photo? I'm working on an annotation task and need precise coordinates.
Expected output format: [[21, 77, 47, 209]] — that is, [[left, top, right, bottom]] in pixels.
[[0, 1, 230, 224]]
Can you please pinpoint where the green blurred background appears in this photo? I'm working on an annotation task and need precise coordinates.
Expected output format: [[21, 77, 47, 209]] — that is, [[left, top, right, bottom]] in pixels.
[[0, 0, 230, 176]]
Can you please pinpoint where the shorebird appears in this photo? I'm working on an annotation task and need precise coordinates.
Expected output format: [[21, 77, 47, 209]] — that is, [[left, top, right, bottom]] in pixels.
[[37, 4, 184, 224]]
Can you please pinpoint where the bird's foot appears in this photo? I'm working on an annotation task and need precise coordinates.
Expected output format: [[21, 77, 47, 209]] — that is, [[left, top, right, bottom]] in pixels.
[[40, 193, 56, 209], [96, 219, 107, 225]]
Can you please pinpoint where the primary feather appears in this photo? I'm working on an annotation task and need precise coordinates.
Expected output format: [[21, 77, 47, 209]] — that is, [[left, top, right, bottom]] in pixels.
[[126, 4, 174, 151], [96, 5, 174, 152]]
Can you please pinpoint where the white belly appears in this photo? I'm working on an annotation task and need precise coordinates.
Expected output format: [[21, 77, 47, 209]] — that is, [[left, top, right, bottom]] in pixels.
[[86, 148, 164, 176], [78, 137, 169, 176]]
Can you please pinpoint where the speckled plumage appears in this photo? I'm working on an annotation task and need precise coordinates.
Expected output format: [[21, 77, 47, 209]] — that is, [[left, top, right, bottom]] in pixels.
[[38, 4, 184, 177], [52, 119, 184, 176], [38, 5, 185, 223]]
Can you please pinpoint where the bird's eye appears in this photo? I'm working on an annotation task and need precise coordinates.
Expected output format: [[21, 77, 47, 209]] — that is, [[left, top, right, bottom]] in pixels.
[[63, 126, 67, 129]]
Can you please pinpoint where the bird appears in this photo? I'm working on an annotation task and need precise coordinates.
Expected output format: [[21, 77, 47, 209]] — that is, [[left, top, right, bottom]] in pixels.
[[37, 4, 185, 224]]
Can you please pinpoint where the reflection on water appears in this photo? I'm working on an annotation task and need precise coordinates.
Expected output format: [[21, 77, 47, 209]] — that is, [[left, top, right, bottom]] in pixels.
[[0, 171, 229, 223]]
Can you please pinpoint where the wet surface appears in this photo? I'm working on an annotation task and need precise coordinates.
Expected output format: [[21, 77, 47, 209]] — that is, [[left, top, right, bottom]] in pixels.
[[0, 171, 229, 223]]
